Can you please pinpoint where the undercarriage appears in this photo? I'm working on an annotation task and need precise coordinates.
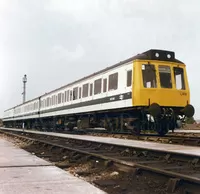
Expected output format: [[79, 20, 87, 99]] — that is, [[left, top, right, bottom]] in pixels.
[[3, 103, 194, 136]]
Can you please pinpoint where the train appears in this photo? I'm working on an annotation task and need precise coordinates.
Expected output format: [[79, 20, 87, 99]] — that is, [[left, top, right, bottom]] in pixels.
[[2, 49, 195, 136]]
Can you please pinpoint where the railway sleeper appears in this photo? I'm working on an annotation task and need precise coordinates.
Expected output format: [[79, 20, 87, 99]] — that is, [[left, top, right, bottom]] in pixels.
[[3, 131, 200, 192], [167, 178, 200, 193], [167, 178, 181, 193], [190, 158, 200, 166]]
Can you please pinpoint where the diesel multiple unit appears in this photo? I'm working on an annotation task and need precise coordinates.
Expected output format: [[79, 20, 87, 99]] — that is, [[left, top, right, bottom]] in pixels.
[[2, 49, 195, 136]]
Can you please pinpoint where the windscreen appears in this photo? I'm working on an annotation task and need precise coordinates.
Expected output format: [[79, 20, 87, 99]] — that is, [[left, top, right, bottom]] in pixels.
[[159, 65, 172, 88], [173, 67, 185, 90], [142, 64, 157, 88]]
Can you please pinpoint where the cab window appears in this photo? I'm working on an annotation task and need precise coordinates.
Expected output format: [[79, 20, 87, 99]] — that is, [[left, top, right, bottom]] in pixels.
[[173, 67, 185, 90], [142, 64, 157, 88], [159, 65, 172, 88]]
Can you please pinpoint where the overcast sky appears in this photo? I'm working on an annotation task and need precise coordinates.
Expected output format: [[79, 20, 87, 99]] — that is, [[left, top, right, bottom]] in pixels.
[[0, 0, 200, 119]]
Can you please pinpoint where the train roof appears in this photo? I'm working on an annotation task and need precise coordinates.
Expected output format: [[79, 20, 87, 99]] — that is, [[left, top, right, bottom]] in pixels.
[[4, 49, 183, 112]]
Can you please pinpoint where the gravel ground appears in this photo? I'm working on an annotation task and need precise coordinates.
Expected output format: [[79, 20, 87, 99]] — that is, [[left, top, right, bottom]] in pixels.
[[0, 133, 190, 194]]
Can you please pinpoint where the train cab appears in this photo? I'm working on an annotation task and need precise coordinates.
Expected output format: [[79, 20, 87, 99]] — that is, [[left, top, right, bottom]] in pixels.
[[130, 49, 195, 135]]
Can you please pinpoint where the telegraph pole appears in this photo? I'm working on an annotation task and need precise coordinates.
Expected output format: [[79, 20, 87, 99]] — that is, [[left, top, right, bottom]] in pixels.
[[22, 74, 27, 103]]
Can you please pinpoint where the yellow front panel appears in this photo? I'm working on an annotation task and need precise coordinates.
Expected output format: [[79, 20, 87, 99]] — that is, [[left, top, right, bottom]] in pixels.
[[132, 60, 190, 107]]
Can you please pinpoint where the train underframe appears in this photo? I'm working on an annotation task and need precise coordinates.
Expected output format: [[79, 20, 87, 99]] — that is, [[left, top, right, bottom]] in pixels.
[[3, 103, 194, 136]]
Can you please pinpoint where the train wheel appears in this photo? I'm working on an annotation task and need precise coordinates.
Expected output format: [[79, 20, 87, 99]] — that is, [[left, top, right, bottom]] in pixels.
[[104, 118, 116, 133], [158, 129, 168, 136], [130, 120, 141, 136], [67, 122, 74, 131], [157, 120, 169, 136]]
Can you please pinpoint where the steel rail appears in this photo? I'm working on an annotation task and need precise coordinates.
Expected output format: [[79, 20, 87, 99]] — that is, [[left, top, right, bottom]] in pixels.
[[1, 129, 200, 192]]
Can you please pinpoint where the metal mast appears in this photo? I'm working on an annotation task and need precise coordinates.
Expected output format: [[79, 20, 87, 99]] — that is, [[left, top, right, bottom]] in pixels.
[[22, 74, 27, 103]]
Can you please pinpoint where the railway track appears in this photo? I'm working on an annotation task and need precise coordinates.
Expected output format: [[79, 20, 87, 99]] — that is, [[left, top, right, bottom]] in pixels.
[[3, 127, 200, 147], [1, 128, 200, 193], [88, 132, 200, 147]]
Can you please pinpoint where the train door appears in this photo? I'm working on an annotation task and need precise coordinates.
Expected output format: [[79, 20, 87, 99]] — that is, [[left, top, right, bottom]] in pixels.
[[125, 68, 133, 91], [124, 64, 133, 107]]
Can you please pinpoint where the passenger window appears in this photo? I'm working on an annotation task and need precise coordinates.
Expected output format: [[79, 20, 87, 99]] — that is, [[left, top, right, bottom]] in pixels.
[[70, 90, 72, 101], [108, 73, 118, 91], [173, 67, 185, 90], [127, 70, 132, 87], [73, 87, 78, 100], [94, 78, 102, 95], [58, 93, 61, 104], [52, 96, 55, 105], [83, 83, 89, 97], [159, 66, 172, 88], [90, 83, 93, 96], [103, 78, 107, 92], [55, 95, 58, 104], [79, 87, 82, 99], [65, 91, 67, 102], [67, 90, 69, 101], [47, 98, 49, 107], [142, 64, 157, 88], [62, 93, 64, 103], [51, 98, 52, 106]]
